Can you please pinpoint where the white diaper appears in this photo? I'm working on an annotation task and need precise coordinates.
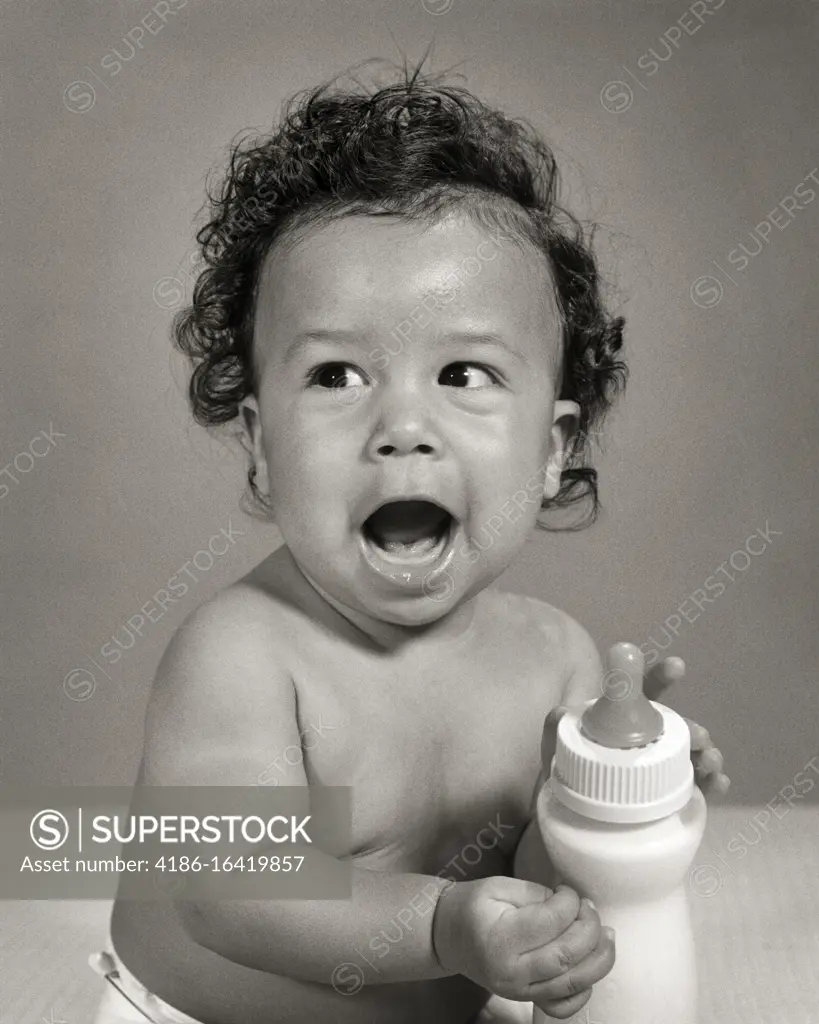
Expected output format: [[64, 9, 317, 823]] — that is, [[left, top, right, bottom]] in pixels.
[[90, 937, 534, 1024], [89, 937, 204, 1024]]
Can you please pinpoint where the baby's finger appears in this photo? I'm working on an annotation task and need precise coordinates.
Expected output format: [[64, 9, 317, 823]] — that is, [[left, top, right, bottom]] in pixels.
[[502, 885, 581, 955], [530, 928, 616, 1007], [696, 746, 724, 774], [644, 657, 685, 700], [685, 719, 712, 751], [533, 987, 592, 1020], [698, 769, 731, 796], [714, 773, 731, 795], [517, 897, 600, 982], [647, 656, 685, 686]]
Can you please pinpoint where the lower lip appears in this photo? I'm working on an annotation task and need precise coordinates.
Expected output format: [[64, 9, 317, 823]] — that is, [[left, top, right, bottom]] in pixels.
[[358, 520, 459, 592]]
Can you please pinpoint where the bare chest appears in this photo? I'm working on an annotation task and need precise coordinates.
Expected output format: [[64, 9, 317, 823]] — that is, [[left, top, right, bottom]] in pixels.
[[288, 620, 565, 877]]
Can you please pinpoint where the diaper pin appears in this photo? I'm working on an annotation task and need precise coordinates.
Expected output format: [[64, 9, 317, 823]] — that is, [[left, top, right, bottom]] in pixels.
[[88, 952, 159, 1023]]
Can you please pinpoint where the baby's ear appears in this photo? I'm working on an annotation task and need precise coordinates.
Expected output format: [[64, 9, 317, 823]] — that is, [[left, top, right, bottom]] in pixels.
[[238, 396, 270, 497], [237, 395, 260, 455], [544, 399, 580, 498]]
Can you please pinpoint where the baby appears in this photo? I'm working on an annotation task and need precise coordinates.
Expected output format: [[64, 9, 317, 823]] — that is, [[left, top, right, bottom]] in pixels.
[[99, 65, 730, 1024]]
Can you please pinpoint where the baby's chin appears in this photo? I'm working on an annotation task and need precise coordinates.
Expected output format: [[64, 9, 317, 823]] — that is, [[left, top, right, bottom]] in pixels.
[[339, 577, 466, 624], [344, 589, 481, 649], [297, 558, 480, 638]]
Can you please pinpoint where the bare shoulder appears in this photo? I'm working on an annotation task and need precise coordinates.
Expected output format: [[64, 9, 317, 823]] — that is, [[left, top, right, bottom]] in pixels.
[[551, 605, 604, 706], [139, 575, 305, 787], [486, 588, 604, 705], [147, 544, 315, 708], [151, 578, 296, 699]]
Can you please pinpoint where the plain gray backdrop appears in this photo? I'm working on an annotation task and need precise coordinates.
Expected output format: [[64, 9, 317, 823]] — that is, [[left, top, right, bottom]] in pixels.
[[2, 0, 817, 803]]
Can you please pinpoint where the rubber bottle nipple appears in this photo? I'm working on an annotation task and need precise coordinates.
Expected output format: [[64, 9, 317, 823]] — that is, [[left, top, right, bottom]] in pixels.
[[581, 643, 664, 749]]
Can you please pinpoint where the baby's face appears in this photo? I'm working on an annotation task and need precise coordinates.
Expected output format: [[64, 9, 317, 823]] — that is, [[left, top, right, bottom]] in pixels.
[[243, 212, 578, 627]]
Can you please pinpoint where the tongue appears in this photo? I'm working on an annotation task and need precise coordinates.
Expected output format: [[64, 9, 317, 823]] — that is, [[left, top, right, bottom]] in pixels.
[[366, 501, 449, 546]]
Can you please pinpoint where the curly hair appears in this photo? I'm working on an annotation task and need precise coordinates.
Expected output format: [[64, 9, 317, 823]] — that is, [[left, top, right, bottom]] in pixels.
[[173, 61, 628, 529]]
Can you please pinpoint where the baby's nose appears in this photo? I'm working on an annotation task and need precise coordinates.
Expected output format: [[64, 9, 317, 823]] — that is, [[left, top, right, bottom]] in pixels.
[[366, 394, 443, 460], [373, 432, 435, 458]]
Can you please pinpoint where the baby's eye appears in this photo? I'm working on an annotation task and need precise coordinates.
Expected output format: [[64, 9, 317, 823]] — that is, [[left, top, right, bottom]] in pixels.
[[438, 362, 500, 389], [306, 363, 368, 389]]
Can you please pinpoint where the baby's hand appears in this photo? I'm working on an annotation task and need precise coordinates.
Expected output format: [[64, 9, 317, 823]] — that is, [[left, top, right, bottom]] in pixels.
[[643, 657, 731, 797], [432, 877, 615, 1019], [541, 656, 731, 799]]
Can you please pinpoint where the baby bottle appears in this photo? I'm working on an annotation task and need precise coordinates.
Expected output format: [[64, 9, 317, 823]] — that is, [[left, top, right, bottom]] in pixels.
[[533, 642, 707, 1024]]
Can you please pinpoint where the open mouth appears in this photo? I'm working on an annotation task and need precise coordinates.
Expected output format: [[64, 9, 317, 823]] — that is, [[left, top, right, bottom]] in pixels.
[[361, 500, 455, 567]]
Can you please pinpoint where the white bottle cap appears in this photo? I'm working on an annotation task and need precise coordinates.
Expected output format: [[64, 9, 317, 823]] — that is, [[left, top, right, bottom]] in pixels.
[[549, 643, 695, 824]]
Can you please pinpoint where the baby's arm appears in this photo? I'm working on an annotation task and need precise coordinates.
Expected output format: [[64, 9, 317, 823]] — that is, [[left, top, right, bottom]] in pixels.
[[513, 613, 604, 885], [140, 589, 453, 986]]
